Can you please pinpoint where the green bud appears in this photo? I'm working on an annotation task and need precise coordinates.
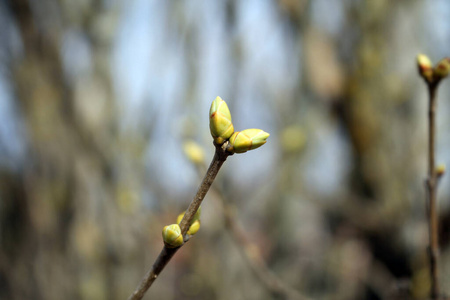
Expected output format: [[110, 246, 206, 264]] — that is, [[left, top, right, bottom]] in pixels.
[[227, 129, 270, 154], [417, 54, 433, 82], [193, 206, 201, 222], [176, 212, 183, 225], [187, 220, 200, 236], [162, 224, 183, 248], [183, 140, 205, 164], [209, 97, 234, 144], [436, 164, 446, 178], [176, 207, 201, 225], [176, 208, 201, 236], [434, 57, 450, 79]]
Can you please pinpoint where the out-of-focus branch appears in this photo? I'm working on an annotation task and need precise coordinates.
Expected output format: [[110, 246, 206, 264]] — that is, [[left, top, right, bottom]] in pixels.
[[219, 195, 310, 300], [417, 54, 450, 300]]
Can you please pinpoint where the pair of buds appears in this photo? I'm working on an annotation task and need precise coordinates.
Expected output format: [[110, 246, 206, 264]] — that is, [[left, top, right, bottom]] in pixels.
[[163, 97, 269, 247], [162, 208, 202, 248], [417, 54, 450, 84], [209, 97, 270, 153]]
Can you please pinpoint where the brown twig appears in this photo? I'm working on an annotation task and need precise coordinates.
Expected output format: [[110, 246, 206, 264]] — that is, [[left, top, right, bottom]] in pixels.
[[426, 81, 440, 300], [127, 142, 230, 300]]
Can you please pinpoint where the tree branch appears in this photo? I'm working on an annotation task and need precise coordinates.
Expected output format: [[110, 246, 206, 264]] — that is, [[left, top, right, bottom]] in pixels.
[[426, 81, 440, 300], [127, 142, 231, 300], [221, 200, 310, 300]]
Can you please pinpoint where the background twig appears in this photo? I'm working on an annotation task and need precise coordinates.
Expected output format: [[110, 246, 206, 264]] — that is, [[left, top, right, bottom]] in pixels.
[[221, 198, 310, 300]]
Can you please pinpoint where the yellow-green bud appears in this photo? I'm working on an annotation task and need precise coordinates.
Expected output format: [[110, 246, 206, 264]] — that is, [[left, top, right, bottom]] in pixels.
[[176, 208, 201, 236], [209, 97, 234, 144], [227, 129, 270, 153], [162, 224, 183, 248], [183, 140, 205, 164], [436, 164, 446, 178], [187, 220, 200, 236], [417, 54, 433, 82], [434, 57, 450, 79], [176, 212, 183, 225], [176, 207, 201, 225], [193, 206, 201, 221]]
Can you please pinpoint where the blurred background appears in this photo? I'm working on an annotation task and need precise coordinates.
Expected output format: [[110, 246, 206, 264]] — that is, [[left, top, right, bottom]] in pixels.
[[1, 0, 450, 299]]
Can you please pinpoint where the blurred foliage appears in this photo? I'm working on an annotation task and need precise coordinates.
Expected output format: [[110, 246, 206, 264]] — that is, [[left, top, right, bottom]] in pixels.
[[0, 0, 450, 299]]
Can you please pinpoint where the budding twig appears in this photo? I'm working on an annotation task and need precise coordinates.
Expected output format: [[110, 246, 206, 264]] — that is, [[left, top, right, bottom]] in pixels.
[[417, 54, 448, 300], [129, 96, 269, 299], [127, 143, 230, 300], [426, 81, 440, 300]]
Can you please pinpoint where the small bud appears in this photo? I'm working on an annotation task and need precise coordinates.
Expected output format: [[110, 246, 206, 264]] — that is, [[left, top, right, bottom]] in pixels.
[[183, 140, 205, 164], [162, 224, 184, 248], [187, 220, 201, 236], [436, 164, 446, 178], [176, 212, 183, 225], [417, 54, 433, 82], [193, 206, 201, 221], [434, 57, 450, 79], [209, 97, 234, 144], [177, 207, 201, 225], [227, 129, 270, 154], [176, 209, 201, 236]]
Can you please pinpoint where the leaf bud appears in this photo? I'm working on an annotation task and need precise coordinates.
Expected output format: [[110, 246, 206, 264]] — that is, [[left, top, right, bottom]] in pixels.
[[187, 220, 201, 236], [176, 207, 201, 225], [434, 57, 450, 79], [227, 129, 270, 153], [162, 224, 183, 248], [416, 54, 433, 82], [209, 97, 234, 144], [183, 140, 205, 165], [436, 164, 446, 178]]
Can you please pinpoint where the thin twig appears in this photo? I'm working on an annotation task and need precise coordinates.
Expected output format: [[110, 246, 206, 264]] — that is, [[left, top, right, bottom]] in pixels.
[[178, 142, 230, 236], [426, 81, 440, 300], [127, 247, 179, 300], [127, 143, 230, 300]]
